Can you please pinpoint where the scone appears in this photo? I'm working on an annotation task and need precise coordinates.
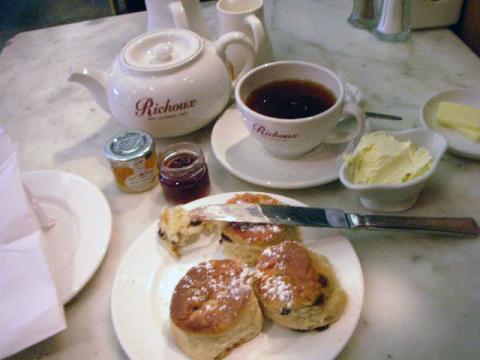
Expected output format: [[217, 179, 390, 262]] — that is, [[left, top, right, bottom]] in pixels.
[[158, 206, 219, 258], [254, 241, 347, 331], [170, 259, 262, 360], [221, 193, 300, 266]]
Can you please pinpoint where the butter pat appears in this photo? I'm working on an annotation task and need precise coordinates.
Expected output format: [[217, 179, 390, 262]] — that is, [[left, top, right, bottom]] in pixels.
[[436, 101, 480, 142], [345, 132, 432, 185]]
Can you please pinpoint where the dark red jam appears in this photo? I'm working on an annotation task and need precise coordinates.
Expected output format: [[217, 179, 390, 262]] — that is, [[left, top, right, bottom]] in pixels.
[[158, 144, 210, 204], [168, 153, 197, 168]]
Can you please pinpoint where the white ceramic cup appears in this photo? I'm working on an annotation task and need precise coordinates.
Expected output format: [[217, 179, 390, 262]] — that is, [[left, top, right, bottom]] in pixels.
[[235, 61, 365, 159], [217, 0, 273, 77]]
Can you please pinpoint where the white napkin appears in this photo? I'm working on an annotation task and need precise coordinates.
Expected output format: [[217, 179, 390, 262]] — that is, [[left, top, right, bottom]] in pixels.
[[0, 128, 66, 359]]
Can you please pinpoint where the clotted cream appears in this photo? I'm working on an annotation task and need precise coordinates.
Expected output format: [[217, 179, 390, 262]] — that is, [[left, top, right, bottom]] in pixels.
[[344, 132, 432, 184]]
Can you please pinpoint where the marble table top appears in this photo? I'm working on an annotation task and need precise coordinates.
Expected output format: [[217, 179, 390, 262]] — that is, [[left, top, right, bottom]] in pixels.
[[2, 0, 480, 359]]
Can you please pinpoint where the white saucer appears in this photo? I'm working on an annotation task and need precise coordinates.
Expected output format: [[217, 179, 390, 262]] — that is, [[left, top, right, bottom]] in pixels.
[[211, 106, 357, 189], [22, 170, 112, 304], [420, 88, 480, 160], [111, 192, 364, 360]]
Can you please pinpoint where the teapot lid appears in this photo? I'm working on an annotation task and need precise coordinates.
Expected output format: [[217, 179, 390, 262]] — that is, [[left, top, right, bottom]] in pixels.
[[121, 29, 203, 72]]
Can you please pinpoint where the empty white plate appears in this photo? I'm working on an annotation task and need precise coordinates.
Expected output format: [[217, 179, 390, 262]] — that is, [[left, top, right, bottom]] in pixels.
[[111, 192, 364, 360], [211, 106, 357, 189], [22, 170, 112, 304], [420, 88, 480, 160]]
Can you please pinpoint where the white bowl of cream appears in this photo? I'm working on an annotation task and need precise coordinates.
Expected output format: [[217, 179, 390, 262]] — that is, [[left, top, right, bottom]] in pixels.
[[339, 129, 447, 212]]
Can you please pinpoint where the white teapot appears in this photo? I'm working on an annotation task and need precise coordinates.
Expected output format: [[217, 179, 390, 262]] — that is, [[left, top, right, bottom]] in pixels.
[[68, 29, 254, 137]]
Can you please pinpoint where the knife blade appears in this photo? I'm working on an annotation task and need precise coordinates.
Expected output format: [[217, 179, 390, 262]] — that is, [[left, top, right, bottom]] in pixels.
[[189, 204, 479, 237]]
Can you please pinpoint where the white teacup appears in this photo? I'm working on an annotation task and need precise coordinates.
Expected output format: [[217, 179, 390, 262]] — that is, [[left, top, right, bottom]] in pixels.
[[235, 61, 365, 159]]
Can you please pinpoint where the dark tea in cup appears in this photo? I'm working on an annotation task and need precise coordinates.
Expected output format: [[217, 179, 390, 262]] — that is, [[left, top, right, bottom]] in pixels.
[[235, 61, 365, 158], [245, 79, 336, 119]]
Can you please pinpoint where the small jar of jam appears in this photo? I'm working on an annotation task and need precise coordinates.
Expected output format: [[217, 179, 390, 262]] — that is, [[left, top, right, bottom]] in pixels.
[[158, 142, 210, 204], [105, 130, 159, 193]]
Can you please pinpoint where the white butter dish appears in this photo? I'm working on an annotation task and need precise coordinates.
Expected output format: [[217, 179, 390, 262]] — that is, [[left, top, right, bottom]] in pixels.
[[339, 129, 447, 212], [420, 88, 480, 160]]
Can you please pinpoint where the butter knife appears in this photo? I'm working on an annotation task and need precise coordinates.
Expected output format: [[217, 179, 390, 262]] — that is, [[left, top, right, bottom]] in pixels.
[[189, 204, 479, 237]]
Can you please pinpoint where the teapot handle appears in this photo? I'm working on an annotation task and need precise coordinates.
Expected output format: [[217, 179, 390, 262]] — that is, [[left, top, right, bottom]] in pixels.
[[214, 32, 255, 89]]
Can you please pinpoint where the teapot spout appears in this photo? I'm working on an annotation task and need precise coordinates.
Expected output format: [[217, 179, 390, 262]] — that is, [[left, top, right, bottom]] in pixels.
[[68, 65, 110, 114]]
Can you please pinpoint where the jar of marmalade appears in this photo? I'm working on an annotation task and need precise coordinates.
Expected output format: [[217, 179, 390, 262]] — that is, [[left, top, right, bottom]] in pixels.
[[158, 142, 210, 204], [105, 130, 158, 193]]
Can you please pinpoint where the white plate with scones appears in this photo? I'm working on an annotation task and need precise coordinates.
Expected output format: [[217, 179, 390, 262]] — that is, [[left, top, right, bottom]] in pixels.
[[111, 192, 364, 360]]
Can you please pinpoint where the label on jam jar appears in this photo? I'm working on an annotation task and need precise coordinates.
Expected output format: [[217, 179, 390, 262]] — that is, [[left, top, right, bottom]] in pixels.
[[124, 158, 157, 192], [105, 130, 159, 194]]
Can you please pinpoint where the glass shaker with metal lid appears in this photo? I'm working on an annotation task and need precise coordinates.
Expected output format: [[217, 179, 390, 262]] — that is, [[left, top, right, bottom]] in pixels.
[[105, 130, 159, 193]]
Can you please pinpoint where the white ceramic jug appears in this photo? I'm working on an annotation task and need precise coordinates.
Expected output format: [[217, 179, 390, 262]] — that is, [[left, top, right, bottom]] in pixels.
[[217, 0, 273, 77], [145, 0, 212, 39]]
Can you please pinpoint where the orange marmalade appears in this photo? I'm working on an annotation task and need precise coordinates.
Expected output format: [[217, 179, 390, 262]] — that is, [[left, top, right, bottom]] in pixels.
[[105, 130, 158, 193]]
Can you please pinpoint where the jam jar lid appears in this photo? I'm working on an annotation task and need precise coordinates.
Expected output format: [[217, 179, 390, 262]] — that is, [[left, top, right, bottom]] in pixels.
[[121, 29, 203, 72], [105, 130, 155, 163]]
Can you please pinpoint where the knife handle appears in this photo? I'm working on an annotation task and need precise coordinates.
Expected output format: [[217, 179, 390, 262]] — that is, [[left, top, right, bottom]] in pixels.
[[350, 215, 479, 237]]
